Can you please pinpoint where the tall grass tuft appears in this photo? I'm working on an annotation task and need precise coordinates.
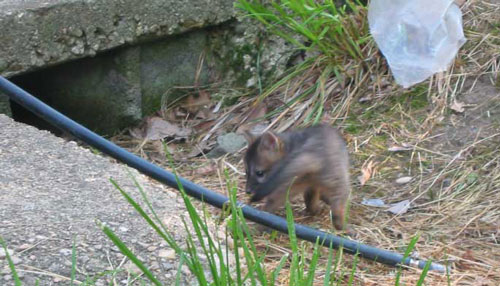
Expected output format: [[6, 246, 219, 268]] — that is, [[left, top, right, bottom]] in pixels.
[[99, 157, 349, 285], [235, 0, 373, 127], [236, 0, 369, 61]]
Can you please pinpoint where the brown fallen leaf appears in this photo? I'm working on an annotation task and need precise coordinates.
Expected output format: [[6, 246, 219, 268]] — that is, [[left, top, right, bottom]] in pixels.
[[185, 141, 214, 158], [358, 160, 376, 186], [193, 120, 216, 133], [193, 164, 217, 176], [450, 100, 465, 113], [129, 126, 145, 139], [145, 117, 191, 140], [131, 116, 192, 140]]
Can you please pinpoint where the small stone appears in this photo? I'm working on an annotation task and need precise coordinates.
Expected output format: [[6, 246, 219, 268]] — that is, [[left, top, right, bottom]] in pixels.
[[16, 244, 31, 251], [442, 178, 451, 188], [162, 262, 174, 270], [59, 248, 72, 256], [119, 226, 128, 232], [150, 261, 160, 270], [125, 261, 142, 274], [207, 133, 247, 158], [147, 246, 157, 252], [395, 176, 412, 184], [3, 274, 12, 281], [10, 256, 22, 265], [0, 248, 13, 259], [70, 28, 83, 37], [181, 265, 191, 276], [158, 249, 176, 260]]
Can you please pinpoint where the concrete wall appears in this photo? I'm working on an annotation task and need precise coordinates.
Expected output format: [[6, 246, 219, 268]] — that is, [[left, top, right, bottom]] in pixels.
[[0, 0, 294, 134], [0, 0, 235, 77]]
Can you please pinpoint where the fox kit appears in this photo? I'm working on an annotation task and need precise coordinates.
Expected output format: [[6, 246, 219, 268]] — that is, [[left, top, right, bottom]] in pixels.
[[243, 124, 350, 230]]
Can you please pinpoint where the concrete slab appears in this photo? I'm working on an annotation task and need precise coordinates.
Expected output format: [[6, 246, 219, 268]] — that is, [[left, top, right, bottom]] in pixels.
[[0, 114, 222, 284], [0, 0, 235, 77]]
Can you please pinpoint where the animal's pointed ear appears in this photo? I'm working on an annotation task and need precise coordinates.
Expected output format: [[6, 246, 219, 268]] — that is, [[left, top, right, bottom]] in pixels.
[[259, 131, 283, 152], [242, 130, 258, 144]]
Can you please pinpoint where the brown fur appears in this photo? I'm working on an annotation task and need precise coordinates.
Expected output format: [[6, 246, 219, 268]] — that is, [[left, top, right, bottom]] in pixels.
[[243, 124, 351, 230]]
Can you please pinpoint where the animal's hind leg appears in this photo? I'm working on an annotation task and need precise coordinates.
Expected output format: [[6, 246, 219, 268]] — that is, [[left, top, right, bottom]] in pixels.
[[304, 188, 322, 215]]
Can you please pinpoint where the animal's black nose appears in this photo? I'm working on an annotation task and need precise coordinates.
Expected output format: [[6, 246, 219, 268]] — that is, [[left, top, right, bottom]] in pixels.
[[245, 189, 252, 194]]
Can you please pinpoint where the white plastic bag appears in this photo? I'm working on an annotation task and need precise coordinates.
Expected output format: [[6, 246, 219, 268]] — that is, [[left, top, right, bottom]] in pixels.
[[368, 0, 466, 88]]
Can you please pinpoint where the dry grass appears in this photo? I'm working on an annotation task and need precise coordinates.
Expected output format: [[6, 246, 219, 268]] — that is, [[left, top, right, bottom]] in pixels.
[[111, 0, 500, 285]]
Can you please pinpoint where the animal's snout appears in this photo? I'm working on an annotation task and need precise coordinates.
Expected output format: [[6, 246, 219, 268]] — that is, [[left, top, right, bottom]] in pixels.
[[245, 188, 253, 194]]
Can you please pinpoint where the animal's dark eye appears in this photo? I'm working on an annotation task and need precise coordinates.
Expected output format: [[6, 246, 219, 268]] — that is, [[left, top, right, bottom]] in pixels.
[[255, 170, 265, 177]]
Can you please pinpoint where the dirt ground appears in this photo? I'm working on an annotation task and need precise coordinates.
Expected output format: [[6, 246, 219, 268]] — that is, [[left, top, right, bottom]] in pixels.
[[2, 0, 498, 285], [109, 1, 500, 285]]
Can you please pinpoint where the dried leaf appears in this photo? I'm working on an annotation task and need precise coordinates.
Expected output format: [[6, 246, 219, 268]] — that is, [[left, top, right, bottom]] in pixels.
[[450, 100, 465, 113], [358, 160, 376, 186], [182, 91, 211, 114], [193, 120, 216, 133], [185, 141, 214, 158], [145, 117, 191, 140], [387, 200, 411, 215], [358, 95, 372, 103], [194, 164, 216, 176], [129, 127, 145, 139], [395, 176, 413, 184], [462, 249, 476, 261], [361, 198, 386, 207]]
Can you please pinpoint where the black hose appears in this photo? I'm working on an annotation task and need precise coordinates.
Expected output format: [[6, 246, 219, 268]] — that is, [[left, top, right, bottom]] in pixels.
[[0, 76, 447, 272]]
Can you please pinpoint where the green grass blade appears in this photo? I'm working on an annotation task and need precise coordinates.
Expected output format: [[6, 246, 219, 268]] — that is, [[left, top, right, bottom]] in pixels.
[[271, 254, 289, 285], [96, 220, 162, 286], [416, 259, 432, 286], [347, 252, 359, 286], [305, 238, 322, 285], [109, 179, 187, 265], [333, 245, 344, 286], [224, 170, 268, 285], [323, 241, 335, 286], [180, 217, 209, 285], [395, 234, 420, 285], [284, 183, 300, 285], [175, 254, 186, 286], [71, 236, 77, 286], [0, 237, 22, 286]]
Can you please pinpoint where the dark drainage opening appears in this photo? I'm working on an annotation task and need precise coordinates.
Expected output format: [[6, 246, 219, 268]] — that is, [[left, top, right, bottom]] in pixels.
[[8, 71, 63, 135], [5, 46, 141, 136]]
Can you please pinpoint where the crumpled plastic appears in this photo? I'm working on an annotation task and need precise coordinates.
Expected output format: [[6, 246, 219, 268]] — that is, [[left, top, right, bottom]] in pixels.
[[368, 0, 466, 88]]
